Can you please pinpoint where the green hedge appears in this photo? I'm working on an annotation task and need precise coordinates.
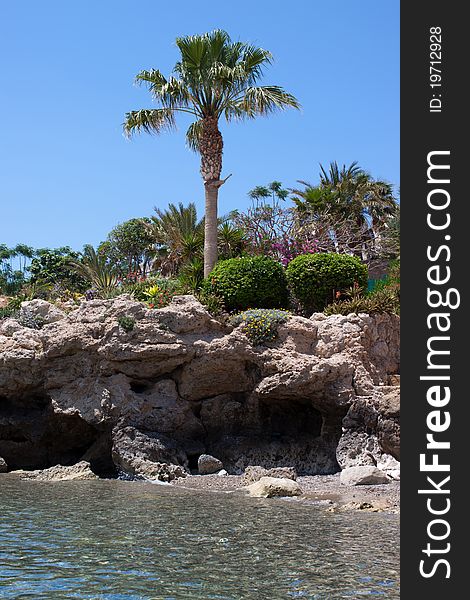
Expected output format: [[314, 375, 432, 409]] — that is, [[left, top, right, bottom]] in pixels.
[[202, 255, 288, 311], [286, 252, 368, 312]]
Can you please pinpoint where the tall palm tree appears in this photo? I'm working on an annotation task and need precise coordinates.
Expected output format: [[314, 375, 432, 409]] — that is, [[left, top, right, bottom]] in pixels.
[[124, 29, 300, 276]]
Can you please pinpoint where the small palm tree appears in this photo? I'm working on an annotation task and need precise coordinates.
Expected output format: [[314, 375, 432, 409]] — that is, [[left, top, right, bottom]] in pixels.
[[69, 245, 119, 295], [146, 202, 204, 275], [124, 30, 300, 276]]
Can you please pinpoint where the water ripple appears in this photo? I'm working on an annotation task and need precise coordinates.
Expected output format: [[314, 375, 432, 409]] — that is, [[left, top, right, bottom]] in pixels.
[[0, 476, 399, 599]]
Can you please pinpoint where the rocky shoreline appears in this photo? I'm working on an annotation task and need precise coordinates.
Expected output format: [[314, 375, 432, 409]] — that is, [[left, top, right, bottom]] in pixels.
[[170, 473, 400, 513], [0, 295, 400, 495]]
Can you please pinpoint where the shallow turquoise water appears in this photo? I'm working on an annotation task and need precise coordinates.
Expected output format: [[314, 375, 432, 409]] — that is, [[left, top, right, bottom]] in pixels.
[[0, 476, 399, 599]]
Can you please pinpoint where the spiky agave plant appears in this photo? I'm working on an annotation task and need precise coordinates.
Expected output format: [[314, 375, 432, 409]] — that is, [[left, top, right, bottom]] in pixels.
[[124, 29, 300, 276]]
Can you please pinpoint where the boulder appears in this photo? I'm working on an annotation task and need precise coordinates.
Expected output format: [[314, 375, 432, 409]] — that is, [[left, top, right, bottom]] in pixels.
[[112, 426, 187, 481], [377, 454, 400, 480], [242, 465, 298, 484], [0, 456, 8, 472], [121, 457, 186, 482], [245, 476, 302, 498], [198, 454, 223, 475], [20, 299, 66, 324], [156, 295, 224, 334], [16, 461, 97, 481], [340, 466, 390, 486]]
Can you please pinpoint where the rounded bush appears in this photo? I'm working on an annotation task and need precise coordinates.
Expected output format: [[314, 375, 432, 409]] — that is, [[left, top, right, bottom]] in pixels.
[[286, 253, 368, 312], [202, 256, 288, 311]]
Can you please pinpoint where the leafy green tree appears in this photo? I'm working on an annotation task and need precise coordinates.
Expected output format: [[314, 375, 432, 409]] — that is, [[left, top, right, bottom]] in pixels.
[[30, 247, 89, 292], [99, 218, 153, 277], [0, 244, 34, 295], [14, 244, 35, 273], [124, 29, 300, 276], [293, 162, 397, 226]]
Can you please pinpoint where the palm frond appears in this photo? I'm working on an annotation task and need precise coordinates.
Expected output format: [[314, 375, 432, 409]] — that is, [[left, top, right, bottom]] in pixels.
[[186, 120, 203, 152], [135, 69, 168, 90], [123, 108, 176, 137], [229, 85, 301, 119]]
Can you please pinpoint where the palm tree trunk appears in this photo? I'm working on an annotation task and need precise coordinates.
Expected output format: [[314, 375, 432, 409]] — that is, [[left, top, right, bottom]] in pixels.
[[200, 116, 223, 277], [204, 183, 219, 276]]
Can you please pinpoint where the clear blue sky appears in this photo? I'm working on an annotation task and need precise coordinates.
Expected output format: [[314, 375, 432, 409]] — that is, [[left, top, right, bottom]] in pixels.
[[0, 0, 399, 252]]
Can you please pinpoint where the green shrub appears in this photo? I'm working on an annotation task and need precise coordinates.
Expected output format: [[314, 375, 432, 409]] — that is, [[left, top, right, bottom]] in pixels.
[[230, 308, 290, 345], [202, 256, 288, 311], [117, 316, 136, 332], [0, 307, 18, 320], [286, 253, 368, 312]]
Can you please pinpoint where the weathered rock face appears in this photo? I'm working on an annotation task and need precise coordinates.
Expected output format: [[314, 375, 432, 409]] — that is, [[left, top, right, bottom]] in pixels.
[[242, 466, 298, 484], [0, 296, 400, 479], [20, 299, 66, 325], [112, 426, 187, 481], [337, 384, 400, 471], [14, 461, 98, 481]]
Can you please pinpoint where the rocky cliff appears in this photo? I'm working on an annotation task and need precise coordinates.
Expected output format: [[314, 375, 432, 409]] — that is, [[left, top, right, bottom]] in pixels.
[[0, 296, 400, 480]]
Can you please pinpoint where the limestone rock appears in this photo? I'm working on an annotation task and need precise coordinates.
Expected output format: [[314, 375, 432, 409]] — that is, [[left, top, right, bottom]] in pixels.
[[0, 318, 23, 336], [338, 385, 400, 469], [122, 457, 186, 482], [0, 295, 400, 477], [242, 465, 298, 484], [377, 454, 400, 480], [245, 476, 302, 498], [0, 456, 8, 472], [340, 466, 390, 486], [198, 454, 223, 475], [112, 426, 187, 481], [156, 295, 225, 334], [17, 461, 97, 481], [20, 299, 66, 324]]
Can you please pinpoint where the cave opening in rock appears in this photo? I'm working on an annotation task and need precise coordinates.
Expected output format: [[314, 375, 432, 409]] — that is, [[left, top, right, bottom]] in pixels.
[[258, 398, 324, 438], [0, 394, 114, 476], [130, 381, 151, 394], [187, 453, 200, 472], [202, 395, 344, 476]]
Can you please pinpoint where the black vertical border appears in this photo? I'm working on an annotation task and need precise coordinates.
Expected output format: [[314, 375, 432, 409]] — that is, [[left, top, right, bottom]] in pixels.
[[401, 2, 466, 597]]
